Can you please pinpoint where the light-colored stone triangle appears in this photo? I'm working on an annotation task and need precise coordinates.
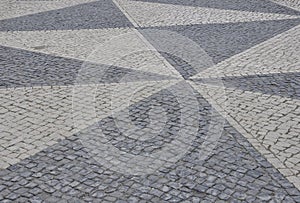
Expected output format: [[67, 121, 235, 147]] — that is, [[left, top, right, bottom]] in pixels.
[[192, 24, 300, 79], [0, 79, 180, 169], [0, 0, 96, 20], [0, 27, 131, 60], [115, 0, 300, 27], [0, 85, 77, 168], [0, 28, 181, 78], [189, 81, 300, 189]]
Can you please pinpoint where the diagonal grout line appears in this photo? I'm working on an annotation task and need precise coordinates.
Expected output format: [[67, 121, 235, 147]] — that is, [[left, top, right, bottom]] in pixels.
[[112, 0, 184, 79], [112, 0, 140, 27], [130, 29, 184, 79]]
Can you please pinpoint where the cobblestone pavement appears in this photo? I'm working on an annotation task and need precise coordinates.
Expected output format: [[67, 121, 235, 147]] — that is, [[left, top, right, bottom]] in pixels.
[[1, 0, 300, 202]]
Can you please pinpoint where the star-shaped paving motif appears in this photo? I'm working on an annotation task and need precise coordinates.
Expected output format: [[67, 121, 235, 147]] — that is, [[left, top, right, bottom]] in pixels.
[[1, 0, 300, 201]]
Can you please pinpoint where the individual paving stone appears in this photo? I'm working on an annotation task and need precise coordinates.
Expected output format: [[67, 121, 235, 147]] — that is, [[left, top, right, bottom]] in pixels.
[[0, 121, 299, 201], [0, 45, 175, 88], [0, 0, 133, 31], [131, 0, 300, 15], [146, 18, 300, 64]]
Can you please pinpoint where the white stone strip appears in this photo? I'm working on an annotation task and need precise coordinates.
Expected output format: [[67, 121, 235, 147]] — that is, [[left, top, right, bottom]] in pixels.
[[192, 24, 300, 79], [189, 81, 300, 190], [114, 0, 300, 27]]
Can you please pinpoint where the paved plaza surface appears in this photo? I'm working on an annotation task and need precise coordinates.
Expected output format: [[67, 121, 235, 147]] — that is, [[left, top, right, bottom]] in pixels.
[[1, 0, 300, 202]]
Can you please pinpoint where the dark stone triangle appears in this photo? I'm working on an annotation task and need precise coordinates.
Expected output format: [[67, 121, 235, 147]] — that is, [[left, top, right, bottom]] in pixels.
[[141, 18, 300, 67], [192, 72, 300, 100], [0, 0, 133, 31], [132, 0, 300, 16], [0, 45, 176, 88]]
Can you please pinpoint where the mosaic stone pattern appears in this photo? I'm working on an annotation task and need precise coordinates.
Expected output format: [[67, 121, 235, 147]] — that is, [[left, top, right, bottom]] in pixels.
[[1, 0, 300, 202]]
